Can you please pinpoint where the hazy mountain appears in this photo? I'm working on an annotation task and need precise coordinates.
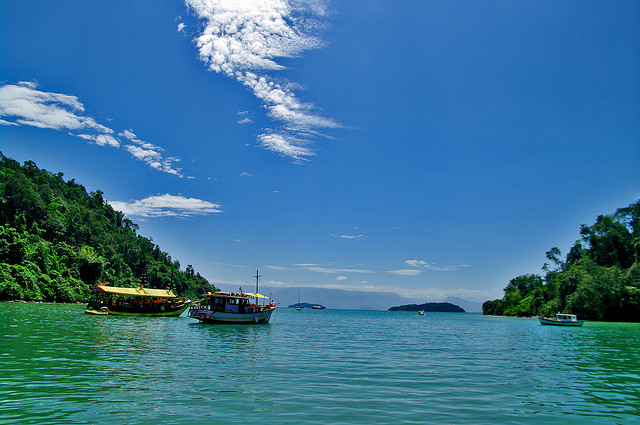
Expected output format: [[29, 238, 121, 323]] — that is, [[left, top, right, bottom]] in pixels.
[[444, 297, 483, 313], [265, 287, 414, 310], [254, 287, 480, 311]]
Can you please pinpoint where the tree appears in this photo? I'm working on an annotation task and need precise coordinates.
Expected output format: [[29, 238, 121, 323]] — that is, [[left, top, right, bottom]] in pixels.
[[484, 199, 640, 322], [0, 152, 218, 302]]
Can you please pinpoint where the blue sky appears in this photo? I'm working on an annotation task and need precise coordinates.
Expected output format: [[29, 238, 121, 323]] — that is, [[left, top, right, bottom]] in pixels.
[[1, 0, 638, 305]]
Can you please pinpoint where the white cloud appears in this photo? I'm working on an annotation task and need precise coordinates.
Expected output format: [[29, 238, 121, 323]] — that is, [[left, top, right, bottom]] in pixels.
[[78, 133, 120, 148], [119, 129, 137, 140], [267, 265, 294, 271], [388, 269, 424, 276], [257, 132, 315, 162], [119, 129, 184, 176], [0, 82, 113, 133], [403, 259, 471, 272], [108, 194, 223, 218], [0, 82, 184, 176], [177, 22, 186, 32], [186, 0, 339, 161], [332, 234, 366, 240], [336, 275, 347, 281], [237, 110, 253, 124], [123, 137, 183, 177], [296, 264, 370, 274]]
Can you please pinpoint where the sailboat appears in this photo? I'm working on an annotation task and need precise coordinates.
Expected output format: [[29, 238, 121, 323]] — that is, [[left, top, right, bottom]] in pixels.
[[296, 290, 302, 310], [312, 300, 326, 309]]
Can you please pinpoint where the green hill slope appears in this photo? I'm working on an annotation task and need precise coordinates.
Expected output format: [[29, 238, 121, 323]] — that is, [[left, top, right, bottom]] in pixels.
[[0, 152, 217, 302], [483, 200, 640, 322]]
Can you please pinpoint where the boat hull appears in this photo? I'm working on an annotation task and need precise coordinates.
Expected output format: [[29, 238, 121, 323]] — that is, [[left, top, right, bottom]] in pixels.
[[538, 317, 584, 326], [84, 303, 191, 317], [84, 309, 109, 315], [188, 307, 274, 324]]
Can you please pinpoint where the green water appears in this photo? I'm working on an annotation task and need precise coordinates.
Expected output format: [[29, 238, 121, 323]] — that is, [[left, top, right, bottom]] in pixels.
[[1, 303, 639, 424]]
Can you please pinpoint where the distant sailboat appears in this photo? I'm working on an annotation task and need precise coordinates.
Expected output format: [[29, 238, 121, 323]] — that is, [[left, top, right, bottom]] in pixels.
[[312, 300, 326, 309], [297, 290, 302, 310]]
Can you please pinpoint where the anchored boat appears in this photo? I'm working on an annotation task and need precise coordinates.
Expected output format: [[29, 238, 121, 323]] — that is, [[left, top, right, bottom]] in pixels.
[[85, 283, 191, 317], [187, 270, 276, 324], [538, 313, 584, 326]]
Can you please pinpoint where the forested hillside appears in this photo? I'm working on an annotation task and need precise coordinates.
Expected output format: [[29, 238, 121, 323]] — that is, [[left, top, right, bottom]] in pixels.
[[0, 153, 216, 302], [483, 200, 640, 322]]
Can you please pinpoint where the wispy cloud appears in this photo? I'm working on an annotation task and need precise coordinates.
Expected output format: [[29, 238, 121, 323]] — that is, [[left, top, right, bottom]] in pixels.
[[0, 82, 183, 176], [403, 259, 471, 272], [405, 260, 427, 268], [108, 194, 223, 218], [0, 82, 113, 133], [292, 263, 370, 274], [388, 269, 424, 276], [267, 265, 295, 271], [185, 0, 339, 162], [119, 130, 182, 176], [332, 233, 366, 240], [237, 110, 253, 124]]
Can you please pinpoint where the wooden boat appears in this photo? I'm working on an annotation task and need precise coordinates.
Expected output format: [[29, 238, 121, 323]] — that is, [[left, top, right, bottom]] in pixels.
[[187, 270, 276, 324], [85, 283, 191, 317], [538, 313, 584, 326]]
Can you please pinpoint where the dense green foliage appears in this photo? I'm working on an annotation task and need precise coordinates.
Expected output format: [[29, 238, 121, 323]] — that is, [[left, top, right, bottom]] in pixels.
[[389, 302, 465, 312], [0, 153, 217, 302], [483, 200, 640, 322]]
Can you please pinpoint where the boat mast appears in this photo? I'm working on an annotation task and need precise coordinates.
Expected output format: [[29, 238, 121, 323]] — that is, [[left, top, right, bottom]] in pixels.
[[254, 269, 261, 305]]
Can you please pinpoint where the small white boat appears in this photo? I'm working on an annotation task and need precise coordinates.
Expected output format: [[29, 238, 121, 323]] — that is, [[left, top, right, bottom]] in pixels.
[[538, 313, 584, 326], [418, 310, 425, 316]]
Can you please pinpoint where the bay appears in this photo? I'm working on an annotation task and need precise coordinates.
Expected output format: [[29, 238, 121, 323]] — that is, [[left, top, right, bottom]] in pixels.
[[1, 303, 639, 424]]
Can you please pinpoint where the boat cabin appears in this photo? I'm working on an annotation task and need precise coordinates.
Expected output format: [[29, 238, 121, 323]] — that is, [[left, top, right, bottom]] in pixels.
[[205, 292, 267, 314], [556, 313, 579, 322]]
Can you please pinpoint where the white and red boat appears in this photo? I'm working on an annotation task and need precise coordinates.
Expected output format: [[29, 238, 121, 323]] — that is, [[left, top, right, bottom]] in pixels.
[[187, 271, 276, 324]]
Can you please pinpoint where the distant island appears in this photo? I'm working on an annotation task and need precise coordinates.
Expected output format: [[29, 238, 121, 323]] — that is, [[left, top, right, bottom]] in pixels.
[[288, 303, 325, 309], [389, 302, 465, 312]]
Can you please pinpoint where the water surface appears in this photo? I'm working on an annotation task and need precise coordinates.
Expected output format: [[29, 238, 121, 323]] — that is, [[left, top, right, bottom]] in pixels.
[[1, 303, 639, 424]]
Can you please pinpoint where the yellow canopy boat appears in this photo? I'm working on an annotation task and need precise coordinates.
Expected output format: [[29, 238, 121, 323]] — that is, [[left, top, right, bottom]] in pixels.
[[85, 283, 191, 317]]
